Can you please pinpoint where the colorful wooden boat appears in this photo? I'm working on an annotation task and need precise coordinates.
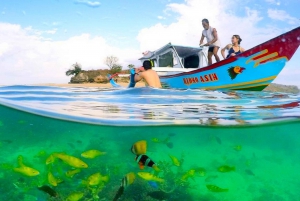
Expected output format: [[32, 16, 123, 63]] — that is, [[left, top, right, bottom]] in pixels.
[[137, 26, 300, 91]]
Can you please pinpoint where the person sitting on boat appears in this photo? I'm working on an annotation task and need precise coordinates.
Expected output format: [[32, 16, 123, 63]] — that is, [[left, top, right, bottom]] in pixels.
[[221, 35, 245, 59], [134, 60, 162, 88], [199, 18, 221, 65]]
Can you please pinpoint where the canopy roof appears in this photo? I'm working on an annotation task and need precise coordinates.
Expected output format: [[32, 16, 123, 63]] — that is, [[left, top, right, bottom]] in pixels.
[[139, 43, 203, 60]]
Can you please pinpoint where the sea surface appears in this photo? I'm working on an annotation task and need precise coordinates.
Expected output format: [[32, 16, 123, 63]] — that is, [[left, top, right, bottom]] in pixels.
[[0, 85, 300, 201]]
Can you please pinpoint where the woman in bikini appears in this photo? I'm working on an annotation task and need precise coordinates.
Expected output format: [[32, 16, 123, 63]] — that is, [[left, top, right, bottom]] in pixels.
[[221, 35, 245, 59]]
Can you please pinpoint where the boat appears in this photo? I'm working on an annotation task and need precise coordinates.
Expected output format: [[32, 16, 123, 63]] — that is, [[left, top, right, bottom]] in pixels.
[[109, 26, 300, 90], [137, 26, 300, 91]]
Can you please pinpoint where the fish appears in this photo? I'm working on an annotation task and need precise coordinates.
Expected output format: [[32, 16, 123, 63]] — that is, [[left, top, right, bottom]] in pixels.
[[66, 192, 84, 201], [147, 191, 170, 200], [218, 165, 235, 173], [215, 136, 222, 144], [148, 181, 159, 189], [13, 166, 40, 177], [45, 154, 56, 165], [168, 133, 176, 137], [13, 155, 40, 177], [152, 137, 173, 149], [151, 138, 160, 143], [47, 171, 63, 186], [137, 172, 164, 183], [195, 167, 206, 177], [48, 171, 58, 186], [233, 145, 242, 151], [135, 154, 160, 171], [83, 172, 109, 186], [66, 168, 81, 178], [53, 153, 88, 168], [76, 140, 82, 144], [166, 142, 173, 149], [81, 149, 106, 159], [130, 140, 147, 155], [37, 185, 58, 197], [206, 184, 228, 192], [245, 169, 255, 176], [181, 169, 196, 181], [169, 155, 180, 166], [113, 172, 135, 201]]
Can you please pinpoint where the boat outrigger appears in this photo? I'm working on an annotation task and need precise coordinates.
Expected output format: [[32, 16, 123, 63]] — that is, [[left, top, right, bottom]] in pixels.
[[110, 26, 300, 91]]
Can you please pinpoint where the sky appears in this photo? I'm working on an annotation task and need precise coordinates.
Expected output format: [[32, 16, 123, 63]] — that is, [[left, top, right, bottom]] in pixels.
[[0, 0, 299, 86]]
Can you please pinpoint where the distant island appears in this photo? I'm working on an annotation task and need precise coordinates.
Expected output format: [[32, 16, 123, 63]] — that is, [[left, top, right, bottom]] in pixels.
[[263, 83, 299, 94]]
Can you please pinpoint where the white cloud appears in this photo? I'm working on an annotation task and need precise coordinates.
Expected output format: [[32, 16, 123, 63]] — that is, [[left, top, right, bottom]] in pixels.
[[265, 0, 281, 5], [43, 21, 61, 26], [44, 28, 58, 35], [0, 22, 140, 85], [268, 9, 298, 25], [74, 0, 101, 8], [137, 0, 275, 51], [23, 26, 58, 38], [52, 22, 60, 26], [157, 16, 166, 20]]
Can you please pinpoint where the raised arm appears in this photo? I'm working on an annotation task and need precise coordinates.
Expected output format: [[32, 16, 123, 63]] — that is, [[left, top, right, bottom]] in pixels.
[[134, 68, 143, 82], [221, 44, 230, 59]]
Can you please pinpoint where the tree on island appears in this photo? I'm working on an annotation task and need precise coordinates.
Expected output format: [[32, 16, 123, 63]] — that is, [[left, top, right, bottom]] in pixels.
[[105, 56, 122, 74], [110, 64, 122, 74], [65, 62, 82, 76], [128, 64, 135, 69]]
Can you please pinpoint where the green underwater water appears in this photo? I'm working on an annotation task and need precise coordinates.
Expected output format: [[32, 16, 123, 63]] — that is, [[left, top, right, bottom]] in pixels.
[[0, 104, 300, 201]]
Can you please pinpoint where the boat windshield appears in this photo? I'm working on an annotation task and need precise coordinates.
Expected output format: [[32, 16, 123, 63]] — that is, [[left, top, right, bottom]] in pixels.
[[158, 51, 174, 67], [184, 55, 199, 68]]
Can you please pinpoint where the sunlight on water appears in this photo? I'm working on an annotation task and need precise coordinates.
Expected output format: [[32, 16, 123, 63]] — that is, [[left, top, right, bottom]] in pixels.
[[0, 86, 300, 201]]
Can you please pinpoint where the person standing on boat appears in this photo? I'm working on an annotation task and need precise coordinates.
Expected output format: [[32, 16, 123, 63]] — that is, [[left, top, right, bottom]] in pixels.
[[199, 19, 221, 65], [221, 35, 245, 59], [134, 60, 162, 88]]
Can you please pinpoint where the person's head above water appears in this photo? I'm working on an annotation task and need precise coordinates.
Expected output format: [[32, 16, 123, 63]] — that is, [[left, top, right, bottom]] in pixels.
[[143, 60, 152, 70], [202, 18, 209, 30]]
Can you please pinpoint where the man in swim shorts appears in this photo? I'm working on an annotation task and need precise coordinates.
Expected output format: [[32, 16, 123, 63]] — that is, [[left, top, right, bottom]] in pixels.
[[199, 18, 221, 65]]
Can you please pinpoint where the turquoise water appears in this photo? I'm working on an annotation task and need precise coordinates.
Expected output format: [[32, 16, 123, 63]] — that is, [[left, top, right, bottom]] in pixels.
[[0, 86, 300, 201]]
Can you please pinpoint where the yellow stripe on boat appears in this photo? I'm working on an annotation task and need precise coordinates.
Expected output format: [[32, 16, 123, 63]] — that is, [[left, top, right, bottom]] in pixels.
[[204, 76, 277, 89], [246, 49, 268, 64], [253, 52, 278, 67]]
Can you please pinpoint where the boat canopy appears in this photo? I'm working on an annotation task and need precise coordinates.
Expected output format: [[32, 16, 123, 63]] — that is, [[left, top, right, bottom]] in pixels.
[[139, 43, 203, 59], [139, 43, 206, 69]]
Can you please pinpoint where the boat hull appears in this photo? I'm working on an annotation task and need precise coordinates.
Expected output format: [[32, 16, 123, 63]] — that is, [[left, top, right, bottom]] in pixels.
[[160, 26, 300, 91]]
